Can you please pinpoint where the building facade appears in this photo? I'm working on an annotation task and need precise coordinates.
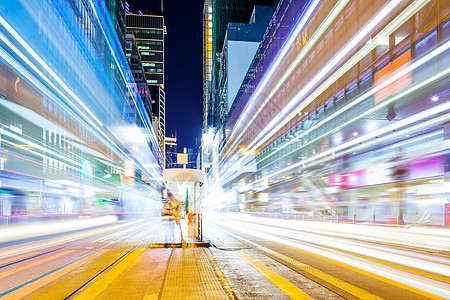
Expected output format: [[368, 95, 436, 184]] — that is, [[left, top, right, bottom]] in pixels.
[[0, 0, 162, 218], [165, 138, 200, 170], [204, 0, 450, 226], [165, 136, 177, 169], [126, 11, 166, 159], [216, 5, 274, 130], [105, 0, 127, 50], [125, 33, 153, 125], [203, 0, 277, 134]]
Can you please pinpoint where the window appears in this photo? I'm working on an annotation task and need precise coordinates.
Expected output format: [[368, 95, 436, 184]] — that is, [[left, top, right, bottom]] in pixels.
[[140, 51, 156, 56], [415, 30, 437, 58], [442, 20, 450, 42], [142, 62, 156, 67], [146, 68, 163, 73]]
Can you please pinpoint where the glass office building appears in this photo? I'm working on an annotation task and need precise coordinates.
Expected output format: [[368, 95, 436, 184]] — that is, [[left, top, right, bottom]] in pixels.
[[105, 0, 127, 50], [126, 12, 166, 158], [0, 0, 162, 219]]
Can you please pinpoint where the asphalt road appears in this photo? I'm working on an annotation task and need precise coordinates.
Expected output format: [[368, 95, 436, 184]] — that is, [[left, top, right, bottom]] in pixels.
[[203, 213, 450, 300], [0, 218, 172, 299], [0, 214, 448, 299]]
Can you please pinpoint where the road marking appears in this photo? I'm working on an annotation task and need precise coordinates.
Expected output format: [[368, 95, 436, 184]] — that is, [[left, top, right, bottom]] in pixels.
[[0, 250, 74, 279], [211, 223, 383, 299], [287, 246, 448, 300], [0, 251, 41, 266], [236, 250, 313, 299], [316, 243, 450, 284], [1, 249, 109, 299], [259, 246, 384, 300], [205, 249, 237, 299], [72, 248, 145, 299], [0, 220, 141, 259]]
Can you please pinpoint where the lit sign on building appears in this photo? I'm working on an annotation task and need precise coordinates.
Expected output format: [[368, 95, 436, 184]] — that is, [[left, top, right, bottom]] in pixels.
[[374, 50, 411, 104]]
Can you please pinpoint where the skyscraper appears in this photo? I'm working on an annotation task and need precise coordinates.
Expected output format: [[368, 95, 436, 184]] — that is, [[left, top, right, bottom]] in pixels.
[[165, 136, 177, 169], [105, 0, 126, 50], [126, 10, 166, 160], [217, 6, 274, 126], [125, 33, 153, 123], [202, 0, 276, 171], [203, 0, 277, 132]]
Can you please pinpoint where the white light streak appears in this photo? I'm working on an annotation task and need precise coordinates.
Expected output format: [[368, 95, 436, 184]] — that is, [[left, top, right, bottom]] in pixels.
[[211, 217, 450, 298], [0, 20, 160, 181], [0, 15, 103, 127], [246, 0, 403, 150], [219, 42, 449, 186], [2, 128, 81, 167], [217, 0, 443, 183], [229, 0, 350, 153], [234, 0, 322, 131], [262, 102, 450, 182]]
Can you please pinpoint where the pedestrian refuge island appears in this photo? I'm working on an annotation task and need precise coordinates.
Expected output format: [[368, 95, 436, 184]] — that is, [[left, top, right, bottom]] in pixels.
[[162, 168, 204, 240]]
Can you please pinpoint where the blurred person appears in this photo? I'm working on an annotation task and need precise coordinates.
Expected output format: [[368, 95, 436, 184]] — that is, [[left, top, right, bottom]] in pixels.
[[168, 194, 186, 243]]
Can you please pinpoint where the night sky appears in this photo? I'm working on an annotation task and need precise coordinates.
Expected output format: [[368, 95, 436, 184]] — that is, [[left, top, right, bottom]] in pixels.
[[128, 0, 204, 150]]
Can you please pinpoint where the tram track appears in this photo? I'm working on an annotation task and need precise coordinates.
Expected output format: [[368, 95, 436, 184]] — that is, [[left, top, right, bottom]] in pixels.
[[216, 214, 450, 256], [207, 223, 356, 299], [64, 240, 145, 299], [206, 219, 450, 299], [223, 218, 450, 269], [0, 219, 145, 261], [0, 219, 163, 299], [64, 223, 168, 299], [206, 223, 352, 299], [0, 220, 146, 267]]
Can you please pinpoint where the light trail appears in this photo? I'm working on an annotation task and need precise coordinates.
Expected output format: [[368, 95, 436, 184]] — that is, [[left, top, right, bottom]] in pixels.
[[246, 0, 402, 151], [221, 218, 450, 276], [0, 32, 126, 166], [1, 126, 82, 167], [233, 0, 322, 132], [218, 32, 449, 186], [223, 213, 450, 257], [211, 216, 450, 299], [255, 104, 449, 184], [228, 0, 350, 153], [0, 14, 160, 180], [244, 56, 450, 173], [255, 68, 449, 169], [219, 0, 432, 178], [0, 32, 101, 129], [0, 15, 103, 127], [226, 0, 409, 156], [0, 219, 142, 258]]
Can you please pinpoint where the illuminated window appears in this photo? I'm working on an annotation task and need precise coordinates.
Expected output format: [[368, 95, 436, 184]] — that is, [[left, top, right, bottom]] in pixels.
[[146, 68, 163, 73]]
